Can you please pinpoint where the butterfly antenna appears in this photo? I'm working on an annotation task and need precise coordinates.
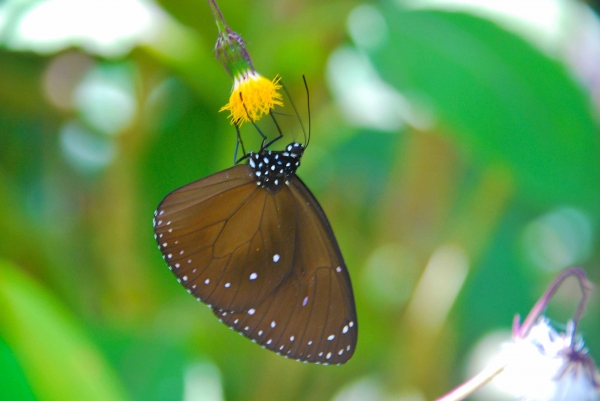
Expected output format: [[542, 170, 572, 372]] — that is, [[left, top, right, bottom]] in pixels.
[[282, 77, 309, 147], [239, 92, 267, 149], [303, 75, 311, 147]]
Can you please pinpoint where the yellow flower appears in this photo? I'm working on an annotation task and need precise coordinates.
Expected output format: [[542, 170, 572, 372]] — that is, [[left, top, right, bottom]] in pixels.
[[220, 72, 283, 125]]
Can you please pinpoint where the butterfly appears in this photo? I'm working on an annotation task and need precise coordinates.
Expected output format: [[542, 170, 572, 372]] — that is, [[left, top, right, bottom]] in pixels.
[[153, 84, 357, 365]]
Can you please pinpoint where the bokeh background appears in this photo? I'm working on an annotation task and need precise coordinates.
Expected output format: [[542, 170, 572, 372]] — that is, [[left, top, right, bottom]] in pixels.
[[1, 0, 599, 400]]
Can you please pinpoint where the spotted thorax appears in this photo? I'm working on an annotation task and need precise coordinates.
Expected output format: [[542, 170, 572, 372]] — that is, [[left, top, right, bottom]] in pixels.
[[248, 143, 305, 190]]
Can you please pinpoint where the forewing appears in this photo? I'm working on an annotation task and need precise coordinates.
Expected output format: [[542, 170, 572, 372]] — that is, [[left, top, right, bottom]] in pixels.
[[154, 165, 295, 312], [213, 176, 358, 364]]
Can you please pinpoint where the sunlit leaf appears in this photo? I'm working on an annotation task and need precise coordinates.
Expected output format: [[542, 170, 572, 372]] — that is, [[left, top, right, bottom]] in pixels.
[[369, 7, 600, 212]]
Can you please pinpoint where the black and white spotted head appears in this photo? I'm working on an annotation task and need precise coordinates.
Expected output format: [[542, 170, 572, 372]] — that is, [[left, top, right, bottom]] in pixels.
[[247, 142, 305, 189]]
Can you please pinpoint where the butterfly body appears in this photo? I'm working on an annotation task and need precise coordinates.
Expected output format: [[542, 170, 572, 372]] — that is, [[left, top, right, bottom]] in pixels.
[[154, 141, 357, 364], [248, 142, 305, 191]]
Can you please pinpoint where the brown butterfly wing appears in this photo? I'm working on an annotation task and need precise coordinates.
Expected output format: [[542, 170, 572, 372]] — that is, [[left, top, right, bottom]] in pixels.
[[212, 176, 358, 364], [154, 164, 295, 313]]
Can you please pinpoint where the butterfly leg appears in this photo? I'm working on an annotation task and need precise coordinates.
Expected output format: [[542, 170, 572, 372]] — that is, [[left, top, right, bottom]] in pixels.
[[264, 112, 284, 149], [238, 92, 268, 148], [233, 123, 247, 164]]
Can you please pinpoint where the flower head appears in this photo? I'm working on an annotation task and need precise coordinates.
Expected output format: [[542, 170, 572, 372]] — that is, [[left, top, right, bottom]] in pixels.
[[207, 0, 283, 126], [219, 72, 283, 125], [498, 318, 600, 401], [498, 268, 600, 401], [436, 268, 599, 401]]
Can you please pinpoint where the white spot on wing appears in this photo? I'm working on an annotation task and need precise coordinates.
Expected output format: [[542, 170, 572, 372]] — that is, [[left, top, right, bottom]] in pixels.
[[273, 254, 280, 262], [249, 272, 258, 280], [343, 325, 348, 334], [271, 321, 276, 328], [248, 308, 255, 315], [204, 279, 210, 284], [302, 296, 308, 306], [327, 335, 335, 341], [224, 282, 231, 288]]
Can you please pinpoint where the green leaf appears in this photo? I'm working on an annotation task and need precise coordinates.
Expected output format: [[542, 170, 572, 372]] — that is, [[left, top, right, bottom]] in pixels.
[[369, 7, 600, 212], [0, 261, 129, 401], [0, 335, 36, 401]]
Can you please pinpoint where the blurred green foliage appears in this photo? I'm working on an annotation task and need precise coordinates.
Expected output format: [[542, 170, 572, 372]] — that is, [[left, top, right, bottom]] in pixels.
[[0, 1, 599, 400]]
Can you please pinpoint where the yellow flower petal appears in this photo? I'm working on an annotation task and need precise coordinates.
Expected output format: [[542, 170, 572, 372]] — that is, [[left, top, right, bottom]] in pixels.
[[220, 73, 283, 125]]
